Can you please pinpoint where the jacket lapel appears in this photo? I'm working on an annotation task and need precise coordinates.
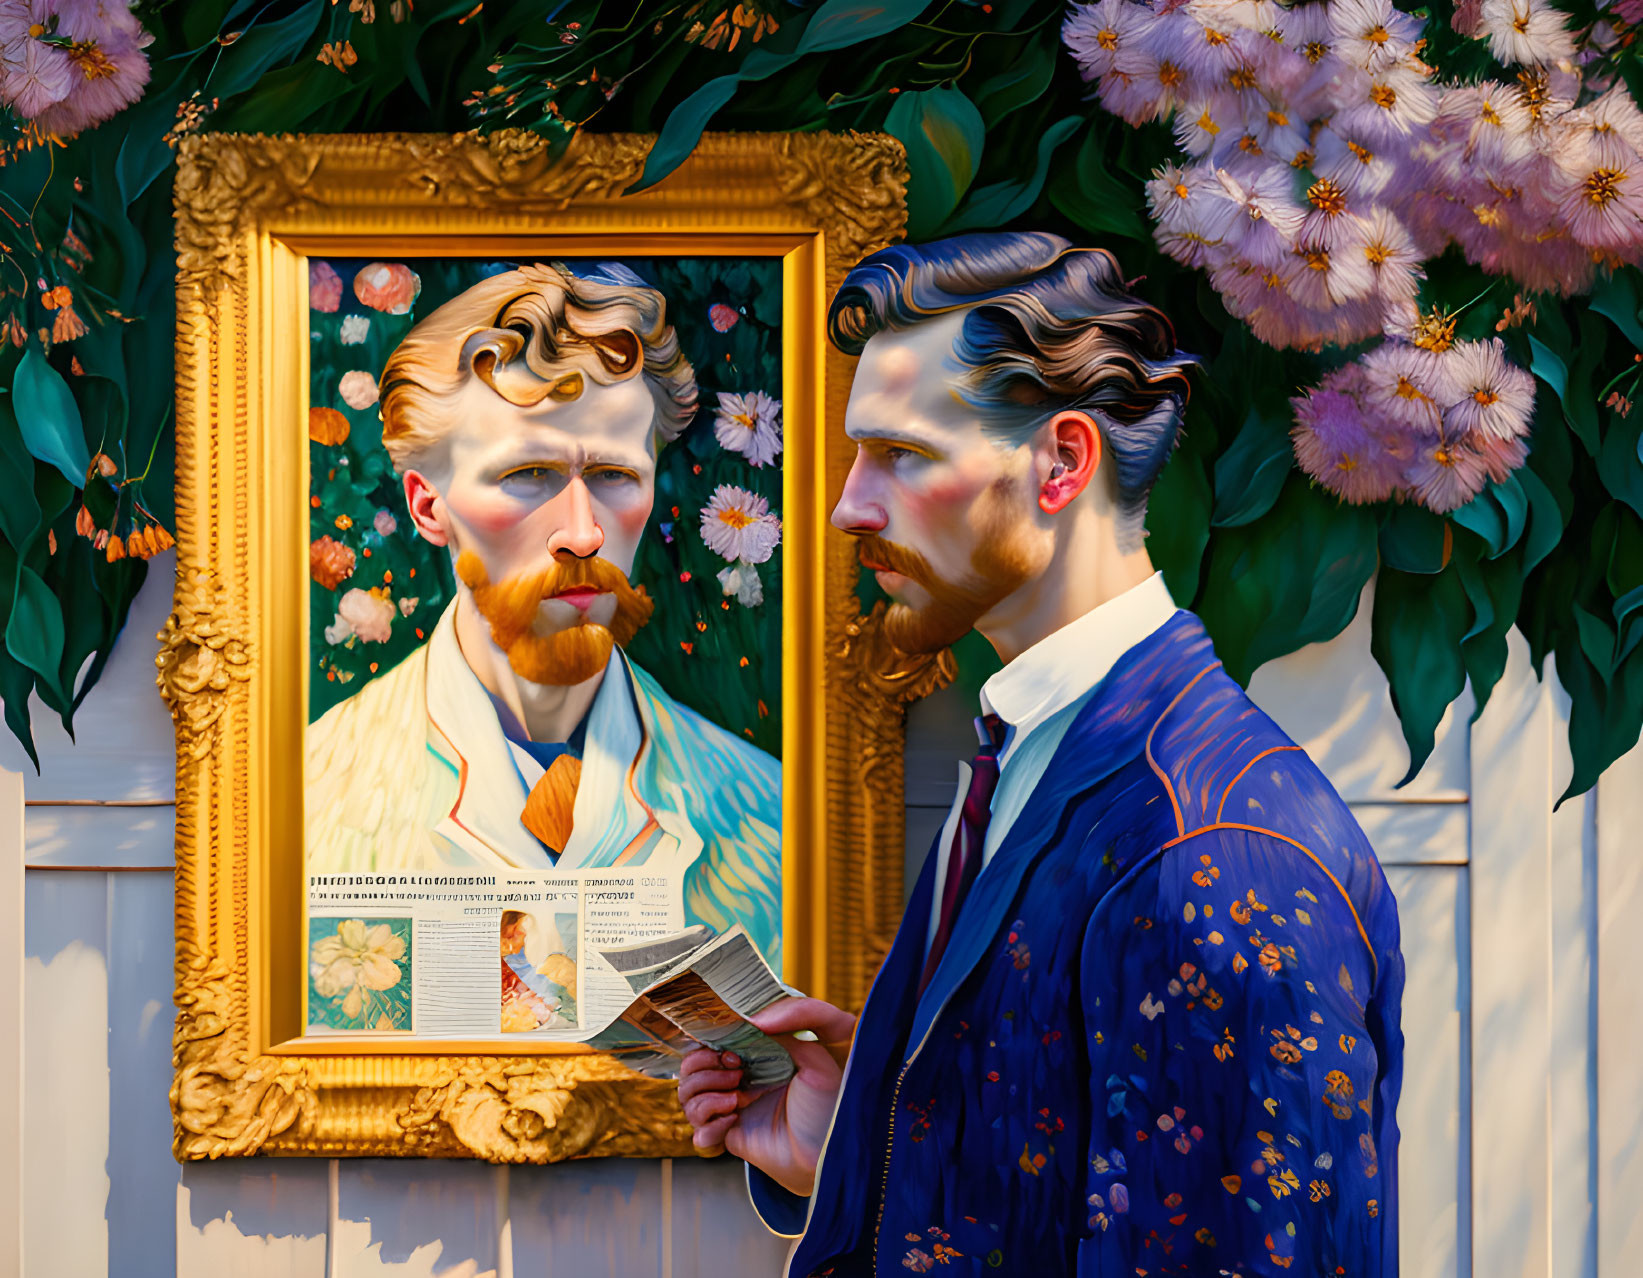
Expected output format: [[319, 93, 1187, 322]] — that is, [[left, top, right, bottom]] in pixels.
[[904, 611, 1216, 1053]]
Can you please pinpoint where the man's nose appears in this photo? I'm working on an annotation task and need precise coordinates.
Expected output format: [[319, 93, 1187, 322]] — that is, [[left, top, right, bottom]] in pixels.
[[830, 451, 888, 534], [547, 476, 605, 559]]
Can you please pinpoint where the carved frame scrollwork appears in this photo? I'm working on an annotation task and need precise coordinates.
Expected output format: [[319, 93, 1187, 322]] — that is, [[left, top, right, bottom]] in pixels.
[[165, 131, 939, 1162]]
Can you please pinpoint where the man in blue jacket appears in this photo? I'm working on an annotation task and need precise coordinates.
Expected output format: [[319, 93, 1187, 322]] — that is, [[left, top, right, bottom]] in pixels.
[[679, 233, 1405, 1277]]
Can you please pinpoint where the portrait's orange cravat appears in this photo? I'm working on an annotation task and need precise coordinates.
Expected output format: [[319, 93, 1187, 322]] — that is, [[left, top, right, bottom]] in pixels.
[[521, 754, 582, 853]]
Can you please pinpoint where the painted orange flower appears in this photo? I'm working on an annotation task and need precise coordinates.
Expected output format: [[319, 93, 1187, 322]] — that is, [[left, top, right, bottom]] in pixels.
[[353, 261, 422, 314], [310, 406, 351, 446], [310, 535, 357, 589]]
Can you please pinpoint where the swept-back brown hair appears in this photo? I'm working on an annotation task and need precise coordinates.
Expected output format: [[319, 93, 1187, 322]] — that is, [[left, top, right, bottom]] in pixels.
[[829, 233, 1197, 542], [378, 262, 697, 475]]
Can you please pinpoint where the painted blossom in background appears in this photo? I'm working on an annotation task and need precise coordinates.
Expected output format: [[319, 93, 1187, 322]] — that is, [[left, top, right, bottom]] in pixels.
[[700, 484, 781, 563], [324, 587, 396, 645], [338, 369, 380, 409], [0, 0, 152, 140], [713, 389, 783, 467]]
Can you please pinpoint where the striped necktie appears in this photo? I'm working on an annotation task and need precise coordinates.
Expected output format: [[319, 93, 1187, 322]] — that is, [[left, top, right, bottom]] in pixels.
[[919, 712, 1007, 995]]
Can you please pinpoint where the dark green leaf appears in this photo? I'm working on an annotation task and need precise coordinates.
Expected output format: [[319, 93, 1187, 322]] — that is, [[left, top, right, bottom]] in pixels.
[[4, 564, 67, 702], [1516, 465, 1564, 574], [632, 0, 932, 192], [0, 395, 43, 551], [883, 86, 986, 239], [1615, 583, 1643, 667], [209, 0, 326, 101], [1146, 439, 1212, 606], [1591, 270, 1643, 354], [970, 35, 1057, 124], [1378, 504, 1448, 574], [1211, 408, 1292, 528], [1371, 565, 1471, 785], [1598, 408, 1643, 519], [1573, 603, 1616, 682], [943, 115, 1080, 233], [1046, 123, 1148, 241], [11, 346, 89, 488], [1450, 488, 1506, 555]]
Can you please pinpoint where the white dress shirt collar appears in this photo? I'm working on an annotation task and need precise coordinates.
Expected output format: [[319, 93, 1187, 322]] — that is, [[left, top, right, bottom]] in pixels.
[[980, 570, 1178, 766]]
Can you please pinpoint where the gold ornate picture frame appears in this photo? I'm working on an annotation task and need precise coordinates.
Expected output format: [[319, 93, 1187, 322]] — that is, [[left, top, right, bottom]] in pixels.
[[164, 130, 952, 1163]]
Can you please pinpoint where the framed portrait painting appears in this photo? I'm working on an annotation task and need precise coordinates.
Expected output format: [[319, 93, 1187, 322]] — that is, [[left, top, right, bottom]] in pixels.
[[164, 130, 947, 1162]]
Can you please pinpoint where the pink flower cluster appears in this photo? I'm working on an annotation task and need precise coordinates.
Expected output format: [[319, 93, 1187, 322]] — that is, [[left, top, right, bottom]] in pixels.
[[0, 0, 151, 140], [1067, 0, 1441, 351], [1291, 337, 1535, 512], [1403, 79, 1643, 294]]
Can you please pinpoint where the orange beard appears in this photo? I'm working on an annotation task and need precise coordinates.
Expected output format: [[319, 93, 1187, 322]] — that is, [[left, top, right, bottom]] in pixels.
[[455, 550, 654, 687], [856, 488, 1038, 655]]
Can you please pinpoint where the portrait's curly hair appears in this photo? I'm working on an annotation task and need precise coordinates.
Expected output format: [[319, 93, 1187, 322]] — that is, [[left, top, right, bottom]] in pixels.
[[378, 261, 698, 475], [829, 232, 1198, 544]]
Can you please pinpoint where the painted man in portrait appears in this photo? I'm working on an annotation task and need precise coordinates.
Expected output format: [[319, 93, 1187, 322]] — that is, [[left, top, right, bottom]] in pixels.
[[680, 234, 1405, 1275], [305, 263, 782, 963]]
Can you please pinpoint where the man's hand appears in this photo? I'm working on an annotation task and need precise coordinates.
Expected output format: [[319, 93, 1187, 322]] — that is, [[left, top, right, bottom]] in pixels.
[[677, 996, 857, 1198]]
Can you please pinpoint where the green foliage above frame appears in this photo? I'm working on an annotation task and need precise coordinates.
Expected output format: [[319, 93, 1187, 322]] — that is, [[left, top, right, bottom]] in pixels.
[[3, 0, 1642, 798]]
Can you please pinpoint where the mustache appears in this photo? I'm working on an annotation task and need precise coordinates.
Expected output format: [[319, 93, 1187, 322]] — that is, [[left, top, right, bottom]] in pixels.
[[455, 550, 654, 648], [854, 534, 937, 588]]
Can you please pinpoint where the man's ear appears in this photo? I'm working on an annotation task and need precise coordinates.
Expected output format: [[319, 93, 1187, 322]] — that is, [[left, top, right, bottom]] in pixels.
[[1038, 411, 1103, 515], [403, 470, 451, 545]]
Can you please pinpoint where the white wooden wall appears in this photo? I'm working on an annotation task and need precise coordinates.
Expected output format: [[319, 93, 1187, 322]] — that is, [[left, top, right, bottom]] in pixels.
[[1, 574, 790, 1278], [6, 573, 1640, 1275]]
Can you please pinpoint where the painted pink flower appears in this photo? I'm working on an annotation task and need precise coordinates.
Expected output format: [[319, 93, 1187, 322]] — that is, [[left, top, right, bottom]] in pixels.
[[25, 0, 151, 139], [708, 303, 739, 332], [339, 369, 380, 410], [325, 588, 395, 644], [713, 390, 782, 467], [373, 508, 398, 537], [1359, 341, 1449, 433], [1403, 436, 1490, 512], [0, 2, 73, 118], [353, 262, 421, 314], [1478, 0, 1575, 67], [1291, 382, 1403, 504], [1439, 339, 1535, 441], [311, 261, 343, 313], [700, 485, 781, 564], [1063, 0, 1153, 84]]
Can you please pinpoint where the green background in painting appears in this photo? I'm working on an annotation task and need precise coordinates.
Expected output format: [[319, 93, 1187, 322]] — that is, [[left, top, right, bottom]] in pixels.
[[307, 916, 414, 1032], [307, 256, 784, 757]]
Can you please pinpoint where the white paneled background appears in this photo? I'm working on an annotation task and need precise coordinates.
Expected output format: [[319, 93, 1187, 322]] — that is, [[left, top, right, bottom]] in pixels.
[[6, 572, 1641, 1276]]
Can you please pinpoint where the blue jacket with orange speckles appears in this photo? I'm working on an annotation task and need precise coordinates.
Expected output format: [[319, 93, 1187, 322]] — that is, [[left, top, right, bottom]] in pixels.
[[761, 609, 1405, 1278]]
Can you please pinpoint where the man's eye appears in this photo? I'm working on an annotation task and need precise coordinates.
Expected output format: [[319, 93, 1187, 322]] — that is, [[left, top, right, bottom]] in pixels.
[[498, 466, 566, 495], [883, 446, 919, 464], [586, 468, 636, 485]]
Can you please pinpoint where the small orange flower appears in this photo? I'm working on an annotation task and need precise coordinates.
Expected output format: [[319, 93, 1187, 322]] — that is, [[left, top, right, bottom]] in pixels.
[[105, 534, 125, 562]]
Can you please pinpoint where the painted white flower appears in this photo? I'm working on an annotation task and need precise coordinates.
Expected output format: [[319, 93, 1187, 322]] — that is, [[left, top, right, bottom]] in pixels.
[[398, 596, 419, 617], [1140, 993, 1165, 1021], [1328, 0, 1422, 72], [717, 562, 765, 607], [1478, 0, 1576, 67], [340, 315, 371, 345], [310, 919, 406, 1021], [713, 390, 783, 467], [1439, 338, 1536, 441], [339, 369, 379, 410], [325, 587, 395, 645], [700, 485, 781, 564], [1063, 0, 1153, 83]]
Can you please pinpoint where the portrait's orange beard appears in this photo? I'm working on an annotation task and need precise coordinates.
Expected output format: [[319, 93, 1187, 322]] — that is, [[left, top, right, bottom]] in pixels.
[[455, 550, 654, 687], [856, 490, 1038, 655]]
